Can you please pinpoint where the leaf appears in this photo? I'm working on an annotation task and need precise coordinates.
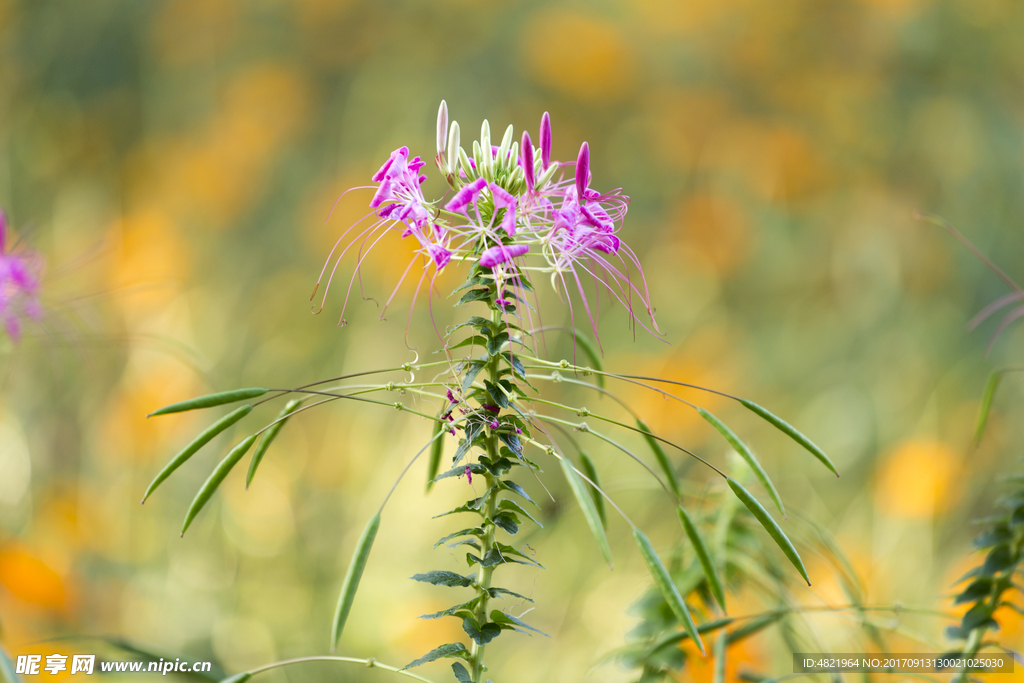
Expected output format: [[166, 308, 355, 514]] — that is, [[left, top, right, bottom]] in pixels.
[[484, 380, 510, 408], [421, 598, 479, 620], [411, 570, 475, 588], [453, 421, 485, 466], [726, 477, 810, 585], [726, 614, 782, 644], [578, 452, 607, 529], [141, 405, 254, 503], [492, 512, 519, 535], [148, 388, 268, 417], [434, 463, 487, 483], [633, 528, 705, 655], [433, 530, 483, 549], [463, 616, 502, 645], [498, 499, 542, 527], [181, 434, 259, 534], [456, 289, 492, 306], [450, 335, 490, 350], [698, 408, 784, 516], [487, 586, 534, 602], [331, 514, 381, 649], [983, 544, 1016, 575], [404, 643, 469, 669], [452, 662, 473, 683], [560, 456, 613, 567], [739, 399, 839, 477], [490, 610, 550, 637], [426, 415, 447, 492], [955, 578, 993, 605], [499, 480, 535, 505], [975, 370, 1004, 445], [713, 632, 726, 683], [677, 505, 726, 612], [246, 399, 301, 488], [461, 362, 486, 393], [0, 647, 20, 683], [636, 420, 680, 498]]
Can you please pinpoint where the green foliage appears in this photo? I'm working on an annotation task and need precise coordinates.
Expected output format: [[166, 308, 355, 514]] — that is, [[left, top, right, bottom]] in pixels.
[[247, 399, 301, 488], [725, 478, 809, 585], [182, 433, 258, 534]]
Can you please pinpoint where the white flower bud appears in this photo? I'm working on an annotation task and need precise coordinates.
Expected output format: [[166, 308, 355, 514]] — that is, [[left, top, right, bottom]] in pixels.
[[447, 121, 460, 179], [436, 101, 448, 156]]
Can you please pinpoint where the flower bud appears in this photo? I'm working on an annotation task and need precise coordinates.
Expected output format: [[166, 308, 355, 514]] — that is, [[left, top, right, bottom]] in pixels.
[[521, 132, 535, 191], [447, 121, 461, 179], [480, 120, 493, 177], [575, 142, 590, 202], [498, 124, 514, 171], [436, 100, 448, 156], [540, 112, 552, 170]]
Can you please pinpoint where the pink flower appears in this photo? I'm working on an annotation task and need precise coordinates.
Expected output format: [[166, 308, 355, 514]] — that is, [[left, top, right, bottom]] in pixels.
[[0, 212, 42, 340], [479, 244, 529, 269]]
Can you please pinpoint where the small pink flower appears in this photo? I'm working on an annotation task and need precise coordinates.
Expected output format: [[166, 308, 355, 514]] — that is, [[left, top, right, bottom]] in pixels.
[[479, 244, 528, 269], [465, 465, 472, 484]]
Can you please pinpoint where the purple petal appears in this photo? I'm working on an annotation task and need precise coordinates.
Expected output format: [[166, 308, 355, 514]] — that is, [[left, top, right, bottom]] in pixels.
[[575, 142, 590, 201], [369, 178, 394, 209], [444, 177, 488, 214], [0, 211, 6, 253], [427, 244, 452, 269], [372, 147, 409, 182], [479, 243, 529, 268], [521, 132, 535, 191], [540, 112, 552, 169], [489, 183, 516, 210]]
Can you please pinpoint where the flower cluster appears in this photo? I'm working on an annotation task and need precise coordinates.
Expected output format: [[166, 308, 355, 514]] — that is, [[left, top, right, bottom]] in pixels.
[[314, 103, 660, 342], [0, 211, 42, 340]]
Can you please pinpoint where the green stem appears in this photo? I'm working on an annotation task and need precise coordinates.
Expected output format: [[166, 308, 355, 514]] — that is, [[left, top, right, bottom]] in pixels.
[[469, 304, 504, 683], [240, 656, 436, 683]]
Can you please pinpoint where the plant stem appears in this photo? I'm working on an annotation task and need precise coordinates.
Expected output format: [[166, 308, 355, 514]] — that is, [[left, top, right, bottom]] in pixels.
[[468, 304, 505, 683]]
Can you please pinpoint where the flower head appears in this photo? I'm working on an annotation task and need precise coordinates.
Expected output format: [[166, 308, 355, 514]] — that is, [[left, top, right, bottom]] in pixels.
[[312, 104, 660, 342]]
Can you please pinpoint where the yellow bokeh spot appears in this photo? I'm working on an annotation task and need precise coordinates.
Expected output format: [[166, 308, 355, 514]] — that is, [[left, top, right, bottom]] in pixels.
[[875, 439, 958, 518], [0, 546, 68, 611], [523, 10, 636, 101], [675, 194, 751, 275]]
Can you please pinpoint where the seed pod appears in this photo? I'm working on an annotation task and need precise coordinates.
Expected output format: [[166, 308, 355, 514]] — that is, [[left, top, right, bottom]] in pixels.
[[678, 505, 726, 612], [148, 388, 267, 417], [699, 408, 784, 516], [739, 399, 838, 477], [331, 514, 381, 649], [142, 405, 254, 503], [726, 477, 810, 585], [634, 528, 705, 655], [246, 399, 301, 488], [181, 433, 259, 535]]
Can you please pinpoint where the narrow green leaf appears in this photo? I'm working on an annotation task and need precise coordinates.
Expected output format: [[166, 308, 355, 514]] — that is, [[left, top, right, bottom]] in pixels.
[[726, 613, 782, 644], [633, 528, 705, 655], [637, 419, 680, 497], [560, 456, 613, 567], [181, 433, 259, 535], [148, 388, 267, 417], [426, 416, 447, 492], [578, 452, 606, 529], [489, 610, 550, 637], [713, 631, 726, 683], [452, 662, 473, 683], [403, 642, 469, 669], [572, 332, 605, 389], [498, 499, 541, 527], [331, 513, 381, 649], [975, 371, 1004, 445], [411, 570, 475, 588], [739, 399, 838, 477], [0, 646, 20, 683], [142, 404, 254, 503], [677, 505, 726, 612], [246, 399, 301, 488], [726, 477, 810, 585], [449, 335, 490, 350], [698, 408, 784, 517]]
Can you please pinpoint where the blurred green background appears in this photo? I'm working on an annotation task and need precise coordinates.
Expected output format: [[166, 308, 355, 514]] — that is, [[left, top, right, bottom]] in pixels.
[[2, 0, 1024, 680]]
